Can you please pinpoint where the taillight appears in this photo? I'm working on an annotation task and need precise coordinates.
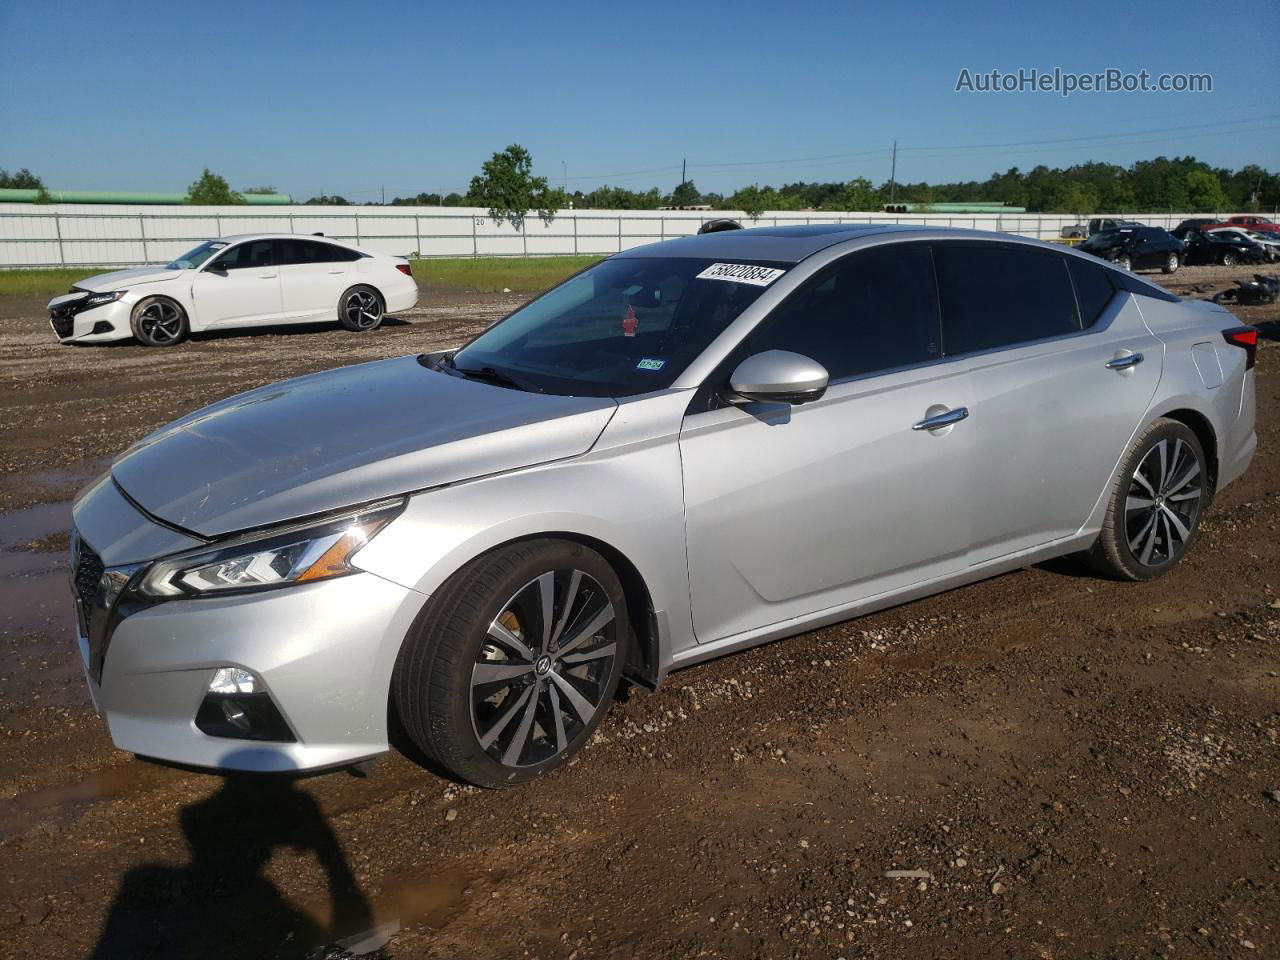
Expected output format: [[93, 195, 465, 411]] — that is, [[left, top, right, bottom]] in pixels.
[[1222, 325, 1259, 370], [396, 264, 412, 277]]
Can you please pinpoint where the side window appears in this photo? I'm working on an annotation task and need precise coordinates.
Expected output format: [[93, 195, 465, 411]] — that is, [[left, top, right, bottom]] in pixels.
[[214, 240, 275, 270], [1068, 258, 1116, 329], [325, 243, 362, 262], [934, 243, 1080, 354], [739, 243, 941, 381]]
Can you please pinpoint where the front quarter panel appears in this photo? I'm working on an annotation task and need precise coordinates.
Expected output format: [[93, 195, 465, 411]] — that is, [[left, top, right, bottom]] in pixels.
[[352, 390, 697, 677]]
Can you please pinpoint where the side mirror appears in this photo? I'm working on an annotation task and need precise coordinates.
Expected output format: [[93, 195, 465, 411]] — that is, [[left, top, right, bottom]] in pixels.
[[728, 350, 829, 405], [207, 261, 229, 274]]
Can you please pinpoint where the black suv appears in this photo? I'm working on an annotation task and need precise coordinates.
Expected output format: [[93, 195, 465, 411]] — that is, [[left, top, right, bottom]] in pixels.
[[1078, 226, 1185, 273], [1172, 228, 1268, 267]]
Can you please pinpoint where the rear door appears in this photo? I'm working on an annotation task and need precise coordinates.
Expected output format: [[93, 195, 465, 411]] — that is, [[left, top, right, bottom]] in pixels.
[[679, 242, 975, 643], [277, 239, 358, 322], [934, 242, 1163, 562], [190, 239, 283, 326]]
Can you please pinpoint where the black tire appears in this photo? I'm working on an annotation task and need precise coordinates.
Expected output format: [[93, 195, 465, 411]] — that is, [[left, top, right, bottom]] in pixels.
[[129, 296, 188, 347], [1161, 251, 1180, 274], [339, 285, 384, 332], [1221, 252, 1238, 267], [1086, 418, 1208, 581], [1115, 254, 1133, 271], [392, 539, 629, 788]]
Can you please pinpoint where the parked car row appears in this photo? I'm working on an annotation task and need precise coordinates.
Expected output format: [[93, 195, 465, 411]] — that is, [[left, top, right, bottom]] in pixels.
[[48, 234, 419, 346], [1075, 220, 1275, 273]]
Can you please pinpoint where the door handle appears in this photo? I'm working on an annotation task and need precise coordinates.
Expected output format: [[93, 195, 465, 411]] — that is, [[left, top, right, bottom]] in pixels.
[[912, 406, 969, 431], [257, 273, 277, 279], [326, 269, 344, 274], [1106, 352, 1144, 371]]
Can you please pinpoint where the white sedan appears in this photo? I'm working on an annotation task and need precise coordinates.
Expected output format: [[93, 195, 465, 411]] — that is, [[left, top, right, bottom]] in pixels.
[[48, 234, 420, 346]]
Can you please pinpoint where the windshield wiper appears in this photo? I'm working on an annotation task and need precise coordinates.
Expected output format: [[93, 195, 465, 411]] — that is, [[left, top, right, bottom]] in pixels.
[[453, 363, 542, 393]]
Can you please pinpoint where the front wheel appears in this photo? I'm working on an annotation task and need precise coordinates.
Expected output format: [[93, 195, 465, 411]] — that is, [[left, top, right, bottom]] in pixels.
[[339, 285, 384, 332], [393, 540, 628, 787], [1086, 419, 1207, 581], [130, 296, 188, 347], [1115, 254, 1133, 271], [1162, 252, 1180, 274], [1221, 252, 1238, 267]]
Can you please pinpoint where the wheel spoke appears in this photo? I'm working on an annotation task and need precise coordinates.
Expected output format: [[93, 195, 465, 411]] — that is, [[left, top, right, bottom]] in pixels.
[[537, 571, 555, 652], [477, 684, 533, 750], [1163, 439, 1184, 492], [1131, 469, 1156, 497], [549, 570, 582, 647], [1125, 495, 1155, 512], [1160, 505, 1191, 543], [560, 642, 616, 666], [1134, 511, 1159, 563], [487, 620, 535, 660], [1166, 461, 1200, 495], [549, 671, 597, 723], [501, 681, 541, 766], [1154, 440, 1169, 490], [472, 662, 534, 686], [547, 681, 568, 754], [1168, 487, 1201, 503], [555, 604, 615, 658]]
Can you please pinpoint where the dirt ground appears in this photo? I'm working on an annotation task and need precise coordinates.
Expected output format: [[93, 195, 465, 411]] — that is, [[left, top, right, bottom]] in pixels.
[[0, 266, 1277, 960]]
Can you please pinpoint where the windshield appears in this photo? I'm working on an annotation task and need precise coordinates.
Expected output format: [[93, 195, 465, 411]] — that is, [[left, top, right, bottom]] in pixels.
[[448, 257, 788, 397], [166, 240, 229, 270]]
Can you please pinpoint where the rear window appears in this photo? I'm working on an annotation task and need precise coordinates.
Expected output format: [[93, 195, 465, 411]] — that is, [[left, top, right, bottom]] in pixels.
[[1068, 259, 1116, 328], [934, 243, 1081, 354]]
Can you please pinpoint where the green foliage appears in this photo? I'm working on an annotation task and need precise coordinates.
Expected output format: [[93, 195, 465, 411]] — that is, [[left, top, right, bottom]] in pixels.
[[667, 180, 701, 206], [186, 168, 244, 205], [1184, 170, 1227, 212], [391, 192, 443, 206], [304, 194, 350, 205], [837, 177, 880, 211], [242, 185, 277, 194], [443, 192, 464, 206], [468, 144, 565, 226], [0, 168, 44, 189], [408, 256, 602, 293]]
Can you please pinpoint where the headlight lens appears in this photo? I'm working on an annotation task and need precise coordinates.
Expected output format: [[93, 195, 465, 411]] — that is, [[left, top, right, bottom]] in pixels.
[[136, 499, 404, 598], [84, 290, 127, 308]]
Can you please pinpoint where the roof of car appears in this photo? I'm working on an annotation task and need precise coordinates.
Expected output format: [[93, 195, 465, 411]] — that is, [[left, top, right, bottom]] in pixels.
[[215, 233, 363, 248], [615, 223, 943, 263]]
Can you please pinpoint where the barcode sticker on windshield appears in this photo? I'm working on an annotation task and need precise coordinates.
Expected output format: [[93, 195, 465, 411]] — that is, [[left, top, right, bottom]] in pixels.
[[696, 262, 786, 287]]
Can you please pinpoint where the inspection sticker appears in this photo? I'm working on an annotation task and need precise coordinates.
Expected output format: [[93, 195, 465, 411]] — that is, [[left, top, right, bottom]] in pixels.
[[635, 357, 666, 371], [695, 262, 786, 286]]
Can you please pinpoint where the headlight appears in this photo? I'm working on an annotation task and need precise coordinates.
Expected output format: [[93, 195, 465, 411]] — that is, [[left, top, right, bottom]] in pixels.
[[136, 499, 404, 598], [84, 290, 127, 308]]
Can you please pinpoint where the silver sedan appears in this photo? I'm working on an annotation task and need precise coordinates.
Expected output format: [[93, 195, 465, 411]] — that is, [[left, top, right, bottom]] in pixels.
[[68, 225, 1258, 787]]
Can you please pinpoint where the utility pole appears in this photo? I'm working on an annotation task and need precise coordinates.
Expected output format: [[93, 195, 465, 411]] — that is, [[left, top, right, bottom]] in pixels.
[[562, 161, 567, 192], [682, 157, 687, 185], [889, 140, 897, 206], [381, 185, 385, 205]]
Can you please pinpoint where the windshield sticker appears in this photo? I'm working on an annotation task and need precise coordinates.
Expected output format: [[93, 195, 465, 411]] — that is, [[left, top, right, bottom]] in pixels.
[[621, 304, 638, 337], [696, 262, 786, 287], [635, 357, 666, 371]]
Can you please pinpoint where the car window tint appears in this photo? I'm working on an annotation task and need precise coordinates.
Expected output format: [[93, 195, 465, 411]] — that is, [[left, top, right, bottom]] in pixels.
[[1068, 259, 1115, 328], [740, 243, 941, 380], [216, 240, 275, 270], [327, 244, 362, 262], [934, 243, 1080, 354]]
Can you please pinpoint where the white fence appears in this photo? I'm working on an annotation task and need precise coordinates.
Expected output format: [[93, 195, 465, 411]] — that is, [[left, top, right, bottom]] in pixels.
[[0, 203, 1222, 268]]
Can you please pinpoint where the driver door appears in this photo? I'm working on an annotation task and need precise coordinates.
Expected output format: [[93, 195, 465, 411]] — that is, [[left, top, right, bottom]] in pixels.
[[678, 242, 975, 644], [191, 239, 284, 327]]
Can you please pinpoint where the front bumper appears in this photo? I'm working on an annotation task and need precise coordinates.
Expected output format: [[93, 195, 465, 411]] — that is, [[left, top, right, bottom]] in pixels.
[[70, 476, 428, 772], [80, 571, 424, 772], [49, 298, 133, 343]]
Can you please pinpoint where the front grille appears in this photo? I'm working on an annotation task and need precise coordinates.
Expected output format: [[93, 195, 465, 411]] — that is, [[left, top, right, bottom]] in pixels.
[[50, 311, 75, 337], [70, 532, 108, 682]]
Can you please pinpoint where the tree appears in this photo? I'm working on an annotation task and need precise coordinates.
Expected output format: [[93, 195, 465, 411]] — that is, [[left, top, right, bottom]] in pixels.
[[242, 185, 278, 194], [304, 194, 350, 205], [0, 168, 44, 189], [442, 192, 464, 206], [468, 144, 565, 226], [391, 192, 442, 206], [186, 168, 244, 205], [667, 180, 701, 206], [729, 184, 771, 218], [837, 177, 880, 211], [1184, 170, 1227, 212]]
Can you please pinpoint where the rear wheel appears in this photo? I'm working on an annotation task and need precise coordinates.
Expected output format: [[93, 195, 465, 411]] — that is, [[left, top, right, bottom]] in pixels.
[[1221, 252, 1238, 267], [1087, 419, 1207, 581], [393, 540, 628, 787], [1162, 251, 1180, 274], [339, 285, 384, 332], [130, 296, 188, 347], [1115, 254, 1133, 271]]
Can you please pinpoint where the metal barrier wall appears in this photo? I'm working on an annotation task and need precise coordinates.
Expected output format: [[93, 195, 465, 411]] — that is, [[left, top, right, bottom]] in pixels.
[[0, 204, 1223, 268]]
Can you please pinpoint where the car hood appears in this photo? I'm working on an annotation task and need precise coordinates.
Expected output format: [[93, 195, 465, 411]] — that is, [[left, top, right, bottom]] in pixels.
[[77, 267, 183, 291], [111, 356, 618, 538]]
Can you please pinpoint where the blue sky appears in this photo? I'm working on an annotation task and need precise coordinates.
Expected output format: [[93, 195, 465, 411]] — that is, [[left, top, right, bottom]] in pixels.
[[1, 0, 1276, 201]]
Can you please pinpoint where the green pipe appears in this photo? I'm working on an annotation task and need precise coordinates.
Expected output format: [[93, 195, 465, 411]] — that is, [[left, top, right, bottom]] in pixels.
[[0, 188, 292, 205]]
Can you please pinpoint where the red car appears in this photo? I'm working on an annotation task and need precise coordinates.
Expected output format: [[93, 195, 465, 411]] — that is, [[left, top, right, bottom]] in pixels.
[[1214, 215, 1280, 236]]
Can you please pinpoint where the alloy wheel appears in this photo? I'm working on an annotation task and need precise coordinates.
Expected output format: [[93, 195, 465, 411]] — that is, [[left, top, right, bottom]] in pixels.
[[1166, 252, 1178, 271], [137, 301, 184, 344], [343, 290, 382, 329], [1125, 438, 1203, 567], [470, 569, 617, 768], [1117, 255, 1132, 271]]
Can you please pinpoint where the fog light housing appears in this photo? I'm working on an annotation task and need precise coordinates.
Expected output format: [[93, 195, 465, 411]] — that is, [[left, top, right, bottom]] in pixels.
[[195, 668, 295, 742], [91, 320, 115, 334]]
